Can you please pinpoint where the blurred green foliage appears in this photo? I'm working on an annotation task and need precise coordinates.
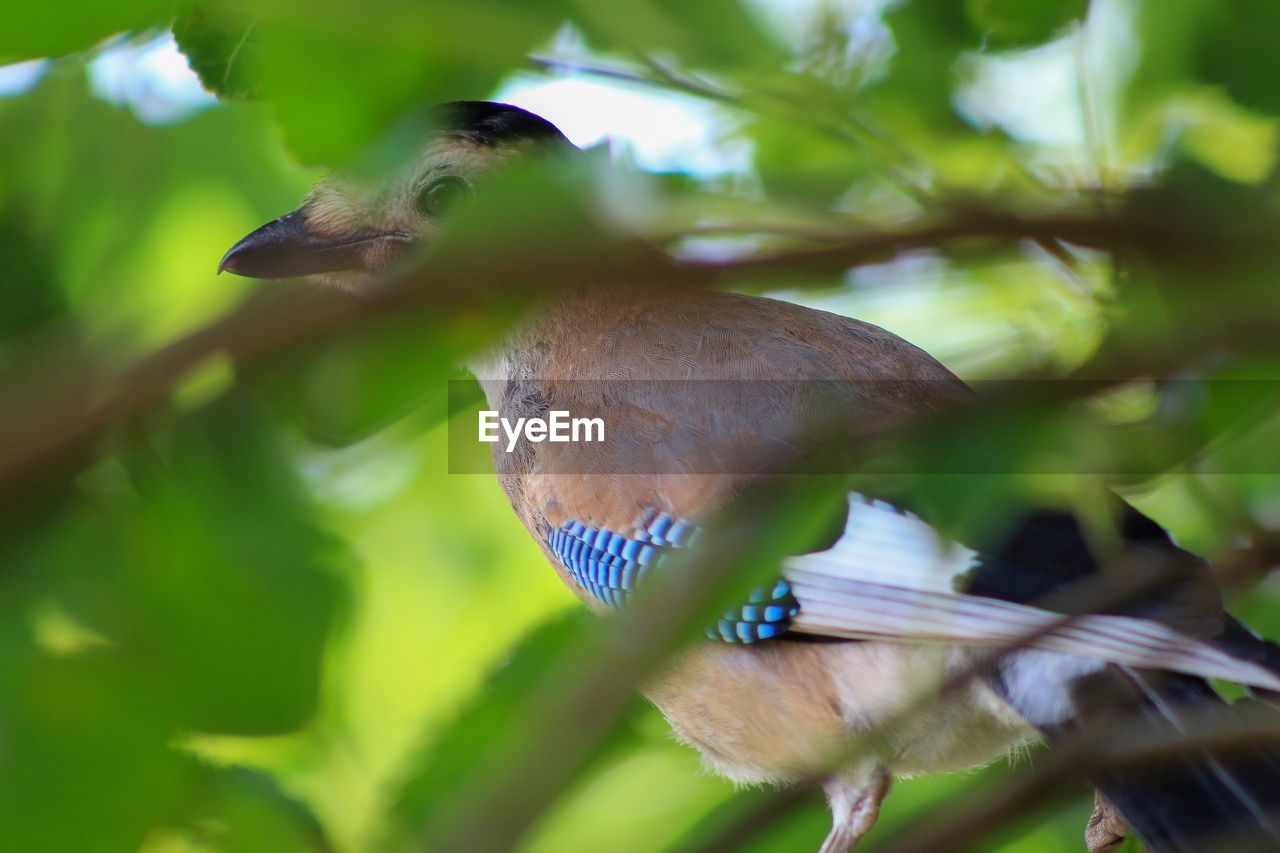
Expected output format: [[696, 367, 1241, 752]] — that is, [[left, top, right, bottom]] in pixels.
[[4, 0, 1280, 851]]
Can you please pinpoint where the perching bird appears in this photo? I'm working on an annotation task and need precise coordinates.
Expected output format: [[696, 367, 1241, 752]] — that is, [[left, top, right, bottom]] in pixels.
[[221, 101, 1280, 851]]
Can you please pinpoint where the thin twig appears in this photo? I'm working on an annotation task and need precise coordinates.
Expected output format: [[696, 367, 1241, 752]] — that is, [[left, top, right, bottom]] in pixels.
[[1073, 19, 1108, 198], [532, 50, 939, 206], [870, 701, 1280, 853], [527, 55, 668, 90]]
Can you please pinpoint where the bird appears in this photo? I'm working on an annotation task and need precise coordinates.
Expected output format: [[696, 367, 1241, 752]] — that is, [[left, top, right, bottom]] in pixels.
[[221, 101, 1280, 851]]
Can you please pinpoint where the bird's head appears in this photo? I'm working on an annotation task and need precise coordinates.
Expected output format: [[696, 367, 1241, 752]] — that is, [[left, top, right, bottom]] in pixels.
[[219, 101, 576, 290]]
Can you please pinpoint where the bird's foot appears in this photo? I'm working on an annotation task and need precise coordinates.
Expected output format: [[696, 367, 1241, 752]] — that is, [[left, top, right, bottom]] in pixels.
[[820, 765, 890, 852], [1086, 791, 1128, 852]]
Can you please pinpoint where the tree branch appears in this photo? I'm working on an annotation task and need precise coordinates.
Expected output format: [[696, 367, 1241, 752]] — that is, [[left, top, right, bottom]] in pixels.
[[0, 207, 1162, 498]]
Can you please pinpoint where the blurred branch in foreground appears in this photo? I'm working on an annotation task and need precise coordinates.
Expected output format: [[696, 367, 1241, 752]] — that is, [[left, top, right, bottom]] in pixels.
[[871, 699, 1280, 853], [2, 193, 1277, 503]]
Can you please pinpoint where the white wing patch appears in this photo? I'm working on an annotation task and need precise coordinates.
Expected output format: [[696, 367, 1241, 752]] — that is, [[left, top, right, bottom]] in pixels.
[[783, 493, 1280, 691], [787, 493, 979, 594]]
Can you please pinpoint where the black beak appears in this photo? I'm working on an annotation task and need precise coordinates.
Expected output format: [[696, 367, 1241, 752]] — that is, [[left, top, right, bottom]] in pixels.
[[218, 209, 412, 279]]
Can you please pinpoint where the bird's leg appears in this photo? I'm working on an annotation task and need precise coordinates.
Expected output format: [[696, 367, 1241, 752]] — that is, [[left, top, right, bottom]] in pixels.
[[819, 764, 891, 853], [1085, 790, 1127, 852]]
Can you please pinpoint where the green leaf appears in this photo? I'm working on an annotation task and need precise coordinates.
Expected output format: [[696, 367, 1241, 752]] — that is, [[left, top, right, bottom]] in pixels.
[[568, 0, 782, 70], [650, 0, 784, 67], [172, 0, 564, 164], [1198, 0, 1280, 116], [746, 112, 872, 206], [964, 0, 1088, 49], [0, 639, 194, 852], [870, 0, 976, 128], [172, 3, 264, 101], [250, 313, 454, 447], [0, 1, 171, 61], [386, 610, 614, 842], [40, 393, 347, 734], [162, 767, 330, 852]]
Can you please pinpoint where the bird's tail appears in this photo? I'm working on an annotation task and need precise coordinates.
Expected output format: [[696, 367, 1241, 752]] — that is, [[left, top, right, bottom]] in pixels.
[[1051, 670, 1280, 852]]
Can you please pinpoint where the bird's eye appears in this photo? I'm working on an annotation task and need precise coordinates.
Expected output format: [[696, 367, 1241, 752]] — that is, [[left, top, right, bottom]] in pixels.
[[415, 177, 470, 218]]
